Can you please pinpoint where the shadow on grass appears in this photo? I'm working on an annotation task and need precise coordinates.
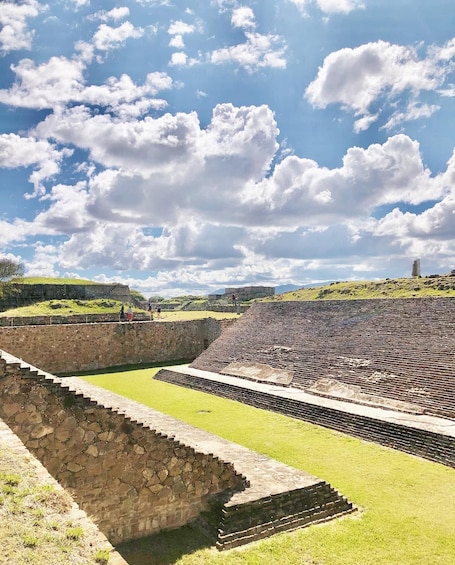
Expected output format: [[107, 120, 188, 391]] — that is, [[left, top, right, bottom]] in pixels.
[[115, 525, 213, 565], [58, 359, 192, 377]]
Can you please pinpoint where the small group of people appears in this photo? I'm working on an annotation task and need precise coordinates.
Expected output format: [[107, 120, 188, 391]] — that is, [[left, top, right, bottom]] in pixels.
[[119, 304, 134, 322], [119, 302, 162, 322], [147, 302, 161, 319]]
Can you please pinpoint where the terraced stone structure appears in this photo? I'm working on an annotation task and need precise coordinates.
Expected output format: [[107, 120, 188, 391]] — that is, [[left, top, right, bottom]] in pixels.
[[157, 298, 455, 468], [0, 350, 354, 550]]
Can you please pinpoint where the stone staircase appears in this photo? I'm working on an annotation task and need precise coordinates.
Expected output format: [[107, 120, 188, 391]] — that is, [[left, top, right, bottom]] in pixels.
[[215, 481, 353, 551], [190, 298, 455, 420]]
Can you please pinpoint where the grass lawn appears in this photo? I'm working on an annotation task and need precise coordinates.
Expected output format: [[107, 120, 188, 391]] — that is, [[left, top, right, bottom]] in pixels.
[[82, 368, 455, 565]]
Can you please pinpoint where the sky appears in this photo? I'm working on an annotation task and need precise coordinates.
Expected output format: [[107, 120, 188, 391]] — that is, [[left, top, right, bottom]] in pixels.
[[1, 0, 455, 298]]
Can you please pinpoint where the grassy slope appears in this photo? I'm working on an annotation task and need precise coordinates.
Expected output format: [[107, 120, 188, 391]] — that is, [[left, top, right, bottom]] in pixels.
[[12, 277, 101, 285], [271, 275, 455, 301], [83, 369, 455, 565]]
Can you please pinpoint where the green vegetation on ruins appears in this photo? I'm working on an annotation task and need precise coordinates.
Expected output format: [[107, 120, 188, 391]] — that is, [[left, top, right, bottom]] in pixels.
[[83, 368, 455, 565], [0, 298, 125, 318], [12, 276, 100, 285], [0, 444, 113, 564], [4, 274, 455, 319], [268, 274, 455, 301]]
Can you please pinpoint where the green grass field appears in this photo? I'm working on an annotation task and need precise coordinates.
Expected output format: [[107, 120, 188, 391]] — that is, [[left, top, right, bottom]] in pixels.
[[83, 368, 455, 565]]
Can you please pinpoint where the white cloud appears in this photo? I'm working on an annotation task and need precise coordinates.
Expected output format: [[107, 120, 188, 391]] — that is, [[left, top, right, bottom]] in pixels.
[[289, 0, 364, 16], [0, 57, 86, 109], [0, 59, 173, 116], [169, 35, 185, 49], [168, 21, 195, 36], [70, 0, 90, 7], [231, 7, 256, 29], [35, 182, 91, 233], [95, 7, 130, 22], [0, 134, 72, 196], [93, 22, 144, 52], [210, 32, 287, 72], [306, 40, 450, 131], [0, 0, 42, 53], [244, 134, 440, 228], [170, 52, 188, 66]]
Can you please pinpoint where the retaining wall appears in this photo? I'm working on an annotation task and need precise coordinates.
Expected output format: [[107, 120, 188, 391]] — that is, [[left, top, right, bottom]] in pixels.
[[0, 352, 246, 544], [0, 318, 233, 374], [0, 283, 131, 311], [156, 368, 455, 469]]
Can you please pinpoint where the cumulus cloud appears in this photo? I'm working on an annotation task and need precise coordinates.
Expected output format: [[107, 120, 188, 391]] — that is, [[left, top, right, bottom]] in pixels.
[[0, 56, 85, 109], [95, 7, 130, 22], [33, 103, 278, 229], [231, 7, 256, 29], [170, 52, 188, 66], [244, 134, 439, 227], [0, 0, 42, 53], [289, 0, 364, 16], [0, 58, 173, 116], [25, 89, 450, 286], [306, 39, 452, 131], [92, 21, 144, 51], [210, 32, 287, 72], [0, 134, 72, 196], [168, 21, 195, 36]]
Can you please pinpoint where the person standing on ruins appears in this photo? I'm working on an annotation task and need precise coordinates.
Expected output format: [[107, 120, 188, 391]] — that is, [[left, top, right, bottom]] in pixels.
[[127, 305, 133, 322], [119, 304, 125, 321]]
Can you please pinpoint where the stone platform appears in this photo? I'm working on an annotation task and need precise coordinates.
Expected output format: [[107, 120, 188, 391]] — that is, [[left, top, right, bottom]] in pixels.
[[156, 365, 455, 469], [62, 377, 355, 551]]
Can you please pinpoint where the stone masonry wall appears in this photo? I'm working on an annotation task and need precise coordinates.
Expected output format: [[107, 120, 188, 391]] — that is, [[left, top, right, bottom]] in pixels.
[[192, 298, 455, 420], [0, 318, 233, 374], [0, 312, 150, 327], [0, 353, 245, 544], [0, 283, 131, 311]]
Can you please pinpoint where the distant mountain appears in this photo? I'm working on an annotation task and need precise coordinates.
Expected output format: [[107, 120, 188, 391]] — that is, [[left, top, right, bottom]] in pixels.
[[275, 282, 334, 294], [274, 284, 301, 294]]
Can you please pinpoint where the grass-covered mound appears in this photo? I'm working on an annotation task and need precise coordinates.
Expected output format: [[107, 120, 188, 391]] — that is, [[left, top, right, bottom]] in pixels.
[[273, 275, 455, 301]]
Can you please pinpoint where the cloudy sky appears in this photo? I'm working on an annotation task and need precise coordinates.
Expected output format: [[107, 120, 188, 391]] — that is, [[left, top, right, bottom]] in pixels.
[[1, 0, 455, 297]]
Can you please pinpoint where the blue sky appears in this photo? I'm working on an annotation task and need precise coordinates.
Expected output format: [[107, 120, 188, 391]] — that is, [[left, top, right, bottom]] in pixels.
[[1, 0, 455, 297]]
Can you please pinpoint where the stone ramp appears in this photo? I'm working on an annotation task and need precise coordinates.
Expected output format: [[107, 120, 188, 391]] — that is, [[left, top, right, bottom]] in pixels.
[[61, 377, 355, 551], [190, 298, 455, 420]]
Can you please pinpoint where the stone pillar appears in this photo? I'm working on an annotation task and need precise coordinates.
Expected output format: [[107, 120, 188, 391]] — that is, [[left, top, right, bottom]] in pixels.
[[412, 259, 421, 277]]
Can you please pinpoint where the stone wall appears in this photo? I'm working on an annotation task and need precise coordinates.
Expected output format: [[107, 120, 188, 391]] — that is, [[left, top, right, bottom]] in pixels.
[[0, 318, 233, 374], [192, 298, 455, 420], [0, 352, 246, 544], [0, 312, 150, 327], [0, 283, 131, 311]]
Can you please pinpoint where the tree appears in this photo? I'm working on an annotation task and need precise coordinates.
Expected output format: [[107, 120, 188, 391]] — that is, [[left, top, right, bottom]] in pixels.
[[0, 258, 24, 301], [0, 258, 24, 282]]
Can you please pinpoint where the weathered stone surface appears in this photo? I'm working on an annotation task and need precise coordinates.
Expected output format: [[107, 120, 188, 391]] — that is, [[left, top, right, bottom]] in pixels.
[[30, 424, 54, 439], [0, 353, 250, 545], [0, 318, 229, 374]]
